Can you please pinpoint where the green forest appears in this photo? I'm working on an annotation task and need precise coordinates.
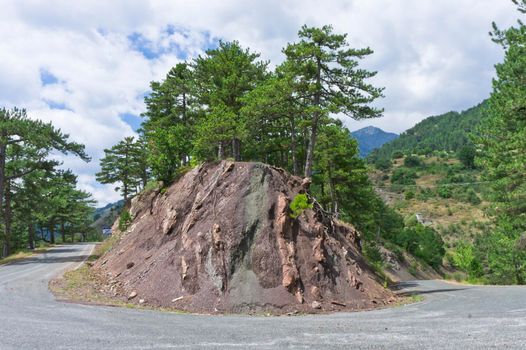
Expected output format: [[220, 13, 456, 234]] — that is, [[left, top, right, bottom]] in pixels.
[[1, 1, 525, 287], [0, 108, 95, 257], [369, 102, 486, 166]]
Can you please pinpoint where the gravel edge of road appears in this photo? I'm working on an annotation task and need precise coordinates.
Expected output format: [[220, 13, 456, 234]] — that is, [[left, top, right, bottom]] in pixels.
[[47, 244, 427, 317]]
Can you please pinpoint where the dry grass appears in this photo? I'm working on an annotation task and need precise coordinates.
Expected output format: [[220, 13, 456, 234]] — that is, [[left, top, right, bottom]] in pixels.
[[0, 245, 53, 266], [415, 174, 442, 187], [49, 236, 120, 305], [372, 155, 491, 249]]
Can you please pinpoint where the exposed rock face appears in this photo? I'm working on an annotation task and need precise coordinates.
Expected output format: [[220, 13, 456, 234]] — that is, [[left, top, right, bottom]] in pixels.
[[94, 161, 394, 314]]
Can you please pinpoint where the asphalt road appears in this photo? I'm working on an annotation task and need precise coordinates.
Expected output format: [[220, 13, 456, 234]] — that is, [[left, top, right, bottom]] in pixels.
[[1, 243, 525, 349]]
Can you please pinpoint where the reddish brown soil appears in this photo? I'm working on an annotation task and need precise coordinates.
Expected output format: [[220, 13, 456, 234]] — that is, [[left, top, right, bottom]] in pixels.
[[94, 161, 395, 314]]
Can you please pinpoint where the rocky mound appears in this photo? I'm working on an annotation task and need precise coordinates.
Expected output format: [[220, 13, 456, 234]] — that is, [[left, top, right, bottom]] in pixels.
[[94, 161, 395, 314]]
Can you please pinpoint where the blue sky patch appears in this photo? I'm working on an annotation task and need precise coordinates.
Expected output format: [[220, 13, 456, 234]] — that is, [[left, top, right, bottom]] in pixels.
[[40, 68, 59, 85], [128, 32, 159, 59], [127, 26, 218, 60], [44, 99, 69, 110], [120, 113, 142, 131]]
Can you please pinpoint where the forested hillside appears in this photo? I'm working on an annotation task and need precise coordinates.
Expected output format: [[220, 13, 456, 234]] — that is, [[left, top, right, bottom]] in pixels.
[[365, 0, 526, 284], [369, 102, 487, 163], [92, 200, 124, 234], [370, 152, 488, 276]]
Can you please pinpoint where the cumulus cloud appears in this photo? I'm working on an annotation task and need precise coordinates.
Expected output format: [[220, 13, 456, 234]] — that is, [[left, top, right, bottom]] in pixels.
[[0, 0, 520, 205]]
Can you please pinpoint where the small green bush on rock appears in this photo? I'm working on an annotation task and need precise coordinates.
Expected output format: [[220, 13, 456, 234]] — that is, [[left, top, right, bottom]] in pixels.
[[289, 194, 313, 219]]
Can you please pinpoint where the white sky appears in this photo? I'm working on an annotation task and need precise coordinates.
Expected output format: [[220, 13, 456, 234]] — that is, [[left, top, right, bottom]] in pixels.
[[0, 0, 520, 205]]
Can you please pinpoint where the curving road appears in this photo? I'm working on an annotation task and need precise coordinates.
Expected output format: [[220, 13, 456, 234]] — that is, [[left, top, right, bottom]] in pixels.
[[1, 244, 526, 349]]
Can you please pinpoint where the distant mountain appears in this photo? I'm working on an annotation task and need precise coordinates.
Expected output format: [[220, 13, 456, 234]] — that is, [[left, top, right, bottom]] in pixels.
[[369, 101, 488, 162], [351, 126, 398, 157], [92, 200, 125, 234]]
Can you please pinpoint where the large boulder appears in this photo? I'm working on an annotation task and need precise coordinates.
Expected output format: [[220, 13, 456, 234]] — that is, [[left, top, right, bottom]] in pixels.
[[94, 161, 394, 314]]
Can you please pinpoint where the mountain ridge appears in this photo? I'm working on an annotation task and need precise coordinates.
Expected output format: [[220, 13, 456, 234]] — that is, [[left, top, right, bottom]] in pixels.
[[351, 126, 398, 157], [369, 101, 487, 162]]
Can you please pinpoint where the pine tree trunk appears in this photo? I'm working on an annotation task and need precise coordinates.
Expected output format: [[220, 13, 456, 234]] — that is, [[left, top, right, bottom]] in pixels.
[[232, 138, 241, 161], [61, 221, 66, 243], [3, 181, 12, 257], [515, 260, 524, 285], [49, 223, 55, 244], [218, 142, 225, 159], [304, 113, 319, 178], [28, 223, 35, 250], [304, 57, 322, 178], [328, 164, 338, 215], [123, 181, 128, 204], [182, 91, 189, 165], [290, 118, 298, 175], [0, 140, 6, 256]]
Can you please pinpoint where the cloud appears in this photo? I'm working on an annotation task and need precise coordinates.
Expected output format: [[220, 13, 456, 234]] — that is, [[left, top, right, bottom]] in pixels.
[[0, 0, 521, 205]]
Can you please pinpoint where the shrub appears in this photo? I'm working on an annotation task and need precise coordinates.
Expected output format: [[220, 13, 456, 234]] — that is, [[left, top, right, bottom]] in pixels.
[[363, 243, 385, 272], [392, 151, 404, 159], [466, 188, 481, 205], [118, 210, 133, 231], [457, 145, 476, 169], [405, 190, 415, 200], [451, 241, 476, 272], [289, 194, 312, 219], [391, 168, 418, 185], [392, 222, 445, 269], [437, 185, 452, 198], [143, 180, 162, 192], [404, 155, 422, 167], [374, 157, 392, 171], [416, 187, 434, 201]]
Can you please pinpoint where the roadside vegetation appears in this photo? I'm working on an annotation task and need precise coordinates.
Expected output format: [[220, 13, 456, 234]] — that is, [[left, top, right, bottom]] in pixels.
[[0, 108, 97, 260], [366, 0, 526, 285], [0, 242, 53, 265]]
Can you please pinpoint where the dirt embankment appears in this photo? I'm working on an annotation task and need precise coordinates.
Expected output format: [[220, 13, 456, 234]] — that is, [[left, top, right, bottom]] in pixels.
[[94, 161, 395, 314]]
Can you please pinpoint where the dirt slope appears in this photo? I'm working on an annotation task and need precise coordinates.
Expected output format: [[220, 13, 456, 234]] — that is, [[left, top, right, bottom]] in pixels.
[[94, 161, 394, 314]]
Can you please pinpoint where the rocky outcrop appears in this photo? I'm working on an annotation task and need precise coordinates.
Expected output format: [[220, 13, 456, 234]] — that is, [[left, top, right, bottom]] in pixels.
[[94, 161, 394, 314]]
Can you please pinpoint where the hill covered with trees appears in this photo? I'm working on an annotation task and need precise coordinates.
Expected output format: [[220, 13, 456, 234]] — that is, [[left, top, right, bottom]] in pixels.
[[369, 101, 487, 164], [365, 0, 526, 285]]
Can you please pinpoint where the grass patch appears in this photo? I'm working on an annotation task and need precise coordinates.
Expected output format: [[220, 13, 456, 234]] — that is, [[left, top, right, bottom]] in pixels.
[[405, 294, 425, 303], [0, 244, 53, 265], [443, 274, 487, 285], [390, 294, 425, 308]]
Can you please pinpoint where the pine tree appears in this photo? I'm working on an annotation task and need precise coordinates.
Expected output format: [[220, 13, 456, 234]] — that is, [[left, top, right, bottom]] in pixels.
[[241, 73, 304, 174], [142, 63, 194, 182], [192, 41, 268, 161], [283, 25, 384, 177], [313, 122, 372, 217], [96, 136, 147, 203], [474, 0, 526, 284], [0, 108, 88, 256]]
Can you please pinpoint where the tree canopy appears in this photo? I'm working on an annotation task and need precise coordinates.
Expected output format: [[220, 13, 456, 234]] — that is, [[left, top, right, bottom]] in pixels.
[[0, 108, 93, 257], [473, 0, 526, 284]]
